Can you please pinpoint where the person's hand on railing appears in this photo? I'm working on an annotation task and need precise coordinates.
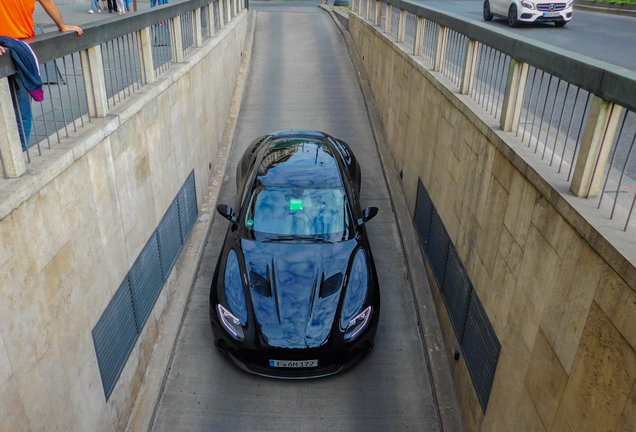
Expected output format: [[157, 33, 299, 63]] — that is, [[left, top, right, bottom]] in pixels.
[[58, 24, 84, 35], [37, 0, 84, 36]]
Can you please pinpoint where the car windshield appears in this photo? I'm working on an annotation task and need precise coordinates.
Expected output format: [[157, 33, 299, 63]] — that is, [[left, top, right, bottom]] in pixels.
[[239, 139, 353, 242], [242, 184, 351, 241]]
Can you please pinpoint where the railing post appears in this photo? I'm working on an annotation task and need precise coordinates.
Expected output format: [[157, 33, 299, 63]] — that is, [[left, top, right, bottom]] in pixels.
[[397, 9, 406, 43], [137, 27, 155, 85], [193, 8, 203, 48], [366, 0, 371, 21], [413, 17, 425, 56], [234, 0, 239, 16], [217, 0, 225, 28], [0, 77, 27, 178], [81, 46, 109, 118], [218, 0, 225, 28], [570, 97, 623, 197], [374, 0, 381, 26], [460, 39, 479, 95], [226, 0, 231, 23], [171, 16, 184, 62], [434, 25, 448, 72], [209, 1, 216, 35], [384, 4, 392, 33], [499, 59, 529, 131]]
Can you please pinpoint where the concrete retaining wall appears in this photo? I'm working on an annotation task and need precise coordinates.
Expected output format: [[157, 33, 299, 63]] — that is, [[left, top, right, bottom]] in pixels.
[[349, 12, 636, 432], [0, 12, 248, 431]]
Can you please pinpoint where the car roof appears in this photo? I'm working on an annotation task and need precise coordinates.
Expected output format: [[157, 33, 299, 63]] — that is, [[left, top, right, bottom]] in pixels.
[[257, 138, 344, 189]]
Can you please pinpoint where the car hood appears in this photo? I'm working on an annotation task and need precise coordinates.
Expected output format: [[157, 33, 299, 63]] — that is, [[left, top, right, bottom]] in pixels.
[[241, 239, 357, 348]]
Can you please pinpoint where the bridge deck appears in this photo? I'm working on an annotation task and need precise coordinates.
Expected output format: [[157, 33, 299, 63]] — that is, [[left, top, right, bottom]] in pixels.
[[151, 3, 442, 430]]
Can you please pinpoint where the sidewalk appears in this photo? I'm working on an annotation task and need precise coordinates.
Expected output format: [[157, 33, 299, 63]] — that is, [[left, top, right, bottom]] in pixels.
[[33, 0, 161, 32]]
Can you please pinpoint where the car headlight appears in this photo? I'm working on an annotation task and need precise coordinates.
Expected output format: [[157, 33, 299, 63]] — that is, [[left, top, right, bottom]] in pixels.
[[566, 0, 572, 7], [521, 1, 535, 9], [345, 306, 372, 341], [217, 304, 244, 341], [340, 249, 369, 341], [220, 249, 248, 340]]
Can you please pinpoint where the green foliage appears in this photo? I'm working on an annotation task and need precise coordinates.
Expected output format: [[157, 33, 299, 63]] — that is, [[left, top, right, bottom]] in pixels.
[[586, 0, 636, 4]]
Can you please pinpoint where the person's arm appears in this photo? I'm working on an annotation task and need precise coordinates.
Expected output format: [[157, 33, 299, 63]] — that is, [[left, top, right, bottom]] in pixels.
[[37, 0, 83, 35]]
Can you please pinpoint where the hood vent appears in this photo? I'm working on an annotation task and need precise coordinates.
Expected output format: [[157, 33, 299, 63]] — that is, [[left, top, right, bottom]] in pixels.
[[249, 270, 271, 297], [319, 272, 343, 298]]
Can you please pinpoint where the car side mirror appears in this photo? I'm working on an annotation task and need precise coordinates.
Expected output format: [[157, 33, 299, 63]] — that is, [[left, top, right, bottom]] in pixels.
[[357, 207, 378, 225], [216, 204, 237, 223]]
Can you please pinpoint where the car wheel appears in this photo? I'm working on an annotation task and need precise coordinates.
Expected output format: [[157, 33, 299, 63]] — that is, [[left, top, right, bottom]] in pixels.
[[483, 0, 494, 21], [554, 20, 567, 27], [508, 4, 518, 27]]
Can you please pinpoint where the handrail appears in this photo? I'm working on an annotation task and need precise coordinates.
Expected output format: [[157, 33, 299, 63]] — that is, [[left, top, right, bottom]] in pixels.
[[0, 0, 212, 78], [353, 0, 636, 232], [0, 0, 239, 179], [379, 0, 636, 113]]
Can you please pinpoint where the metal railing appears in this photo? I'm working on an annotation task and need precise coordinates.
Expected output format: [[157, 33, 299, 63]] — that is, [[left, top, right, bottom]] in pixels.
[[0, 0, 245, 180], [354, 0, 636, 231], [101, 31, 144, 108]]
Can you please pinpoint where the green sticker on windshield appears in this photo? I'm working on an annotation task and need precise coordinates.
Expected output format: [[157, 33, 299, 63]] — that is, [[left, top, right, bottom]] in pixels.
[[290, 198, 303, 210], [246, 219, 254, 227]]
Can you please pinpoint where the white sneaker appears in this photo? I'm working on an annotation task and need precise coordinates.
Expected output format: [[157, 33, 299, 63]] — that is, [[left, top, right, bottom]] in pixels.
[[88, 9, 94, 13], [97, 8, 102, 12]]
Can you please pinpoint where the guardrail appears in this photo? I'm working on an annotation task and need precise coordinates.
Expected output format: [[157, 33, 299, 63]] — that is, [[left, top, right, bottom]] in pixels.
[[0, 0, 245, 179], [353, 0, 636, 231]]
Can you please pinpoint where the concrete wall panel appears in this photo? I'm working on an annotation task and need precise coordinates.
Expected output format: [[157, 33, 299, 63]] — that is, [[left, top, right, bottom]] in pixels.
[[0, 13, 249, 431], [349, 12, 636, 432]]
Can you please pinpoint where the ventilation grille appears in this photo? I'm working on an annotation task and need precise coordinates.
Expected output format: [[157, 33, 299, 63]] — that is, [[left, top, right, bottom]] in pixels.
[[93, 171, 198, 400], [413, 178, 500, 412]]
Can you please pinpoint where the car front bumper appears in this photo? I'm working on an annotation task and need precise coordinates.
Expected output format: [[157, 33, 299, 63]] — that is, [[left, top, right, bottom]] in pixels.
[[518, 7, 572, 22], [211, 321, 378, 379]]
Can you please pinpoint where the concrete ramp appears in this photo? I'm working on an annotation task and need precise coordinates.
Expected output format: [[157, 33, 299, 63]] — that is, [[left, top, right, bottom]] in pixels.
[[151, 2, 443, 430]]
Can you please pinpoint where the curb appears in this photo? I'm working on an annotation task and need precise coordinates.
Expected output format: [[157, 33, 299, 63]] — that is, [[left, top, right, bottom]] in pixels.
[[321, 5, 467, 432], [124, 10, 256, 432], [574, 0, 636, 16]]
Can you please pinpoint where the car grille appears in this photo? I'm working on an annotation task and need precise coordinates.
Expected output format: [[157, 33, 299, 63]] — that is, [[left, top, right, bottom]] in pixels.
[[537, 3, 566, 11]]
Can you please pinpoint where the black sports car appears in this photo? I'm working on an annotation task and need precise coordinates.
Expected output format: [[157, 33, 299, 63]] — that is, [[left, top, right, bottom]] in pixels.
[[210, 130, 380, 378]]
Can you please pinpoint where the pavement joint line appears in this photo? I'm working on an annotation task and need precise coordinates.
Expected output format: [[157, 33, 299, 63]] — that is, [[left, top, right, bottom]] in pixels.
[[124, 10, 256, 432], [321, 5, 467, 432]]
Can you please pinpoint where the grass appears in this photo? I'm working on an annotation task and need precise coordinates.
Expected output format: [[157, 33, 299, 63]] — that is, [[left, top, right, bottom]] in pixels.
[[585, 0, 636, 4]]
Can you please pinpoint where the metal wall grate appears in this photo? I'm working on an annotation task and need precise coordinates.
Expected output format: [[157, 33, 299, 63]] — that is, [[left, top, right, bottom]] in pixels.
[[178, 170, 198, 242], [413, 178, 500, 412], [129, 232, 165, 330], [93, 170, 198, 400], [413, 178, 433, 250], [462, 290, 501, 411], [427, 208, 450, 289], [92, 276, 138, 400], [442, 246, 472, 339], [157, 198, 183, 276]]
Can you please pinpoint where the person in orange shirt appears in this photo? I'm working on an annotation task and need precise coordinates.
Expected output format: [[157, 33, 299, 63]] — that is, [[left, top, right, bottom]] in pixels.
[[0, 0, 83, 149]]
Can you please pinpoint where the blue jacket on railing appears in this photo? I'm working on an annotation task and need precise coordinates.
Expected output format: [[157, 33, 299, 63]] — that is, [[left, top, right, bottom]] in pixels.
[[0, 36, 43, 101]]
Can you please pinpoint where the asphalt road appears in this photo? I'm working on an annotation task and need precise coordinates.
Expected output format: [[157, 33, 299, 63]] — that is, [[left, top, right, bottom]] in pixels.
[[412, 0, 636, 72], [150, 2, 444, 431]]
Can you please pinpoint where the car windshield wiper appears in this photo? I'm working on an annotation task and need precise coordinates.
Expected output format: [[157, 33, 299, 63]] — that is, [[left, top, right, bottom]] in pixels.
[[263, 236, 333, 244]]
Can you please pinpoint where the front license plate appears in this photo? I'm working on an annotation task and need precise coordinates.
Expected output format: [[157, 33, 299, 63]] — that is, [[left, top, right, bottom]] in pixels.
[[543, 12, 560, 17], [269, 359, 318, 368]]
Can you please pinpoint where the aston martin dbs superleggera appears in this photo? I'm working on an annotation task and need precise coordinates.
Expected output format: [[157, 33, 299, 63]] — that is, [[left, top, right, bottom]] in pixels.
[[210, 130, 380, 378]]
